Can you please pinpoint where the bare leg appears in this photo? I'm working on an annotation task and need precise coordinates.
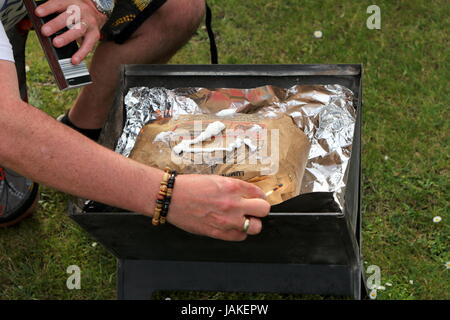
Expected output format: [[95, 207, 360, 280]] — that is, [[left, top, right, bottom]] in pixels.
[[68, 0, 205, 129]]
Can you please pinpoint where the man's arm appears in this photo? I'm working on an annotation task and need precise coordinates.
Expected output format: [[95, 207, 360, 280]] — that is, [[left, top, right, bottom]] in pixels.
[[0, 61, 270, 241], [0, 60, 163, 215]]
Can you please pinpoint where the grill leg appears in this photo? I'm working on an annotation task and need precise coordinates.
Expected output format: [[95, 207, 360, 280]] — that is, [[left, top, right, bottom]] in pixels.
[[116, 259, 354, 300], [117, 259, 156, 300]]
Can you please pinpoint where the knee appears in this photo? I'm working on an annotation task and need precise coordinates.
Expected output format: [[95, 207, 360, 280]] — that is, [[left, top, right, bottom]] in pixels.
[[162, 0, 206, 34]]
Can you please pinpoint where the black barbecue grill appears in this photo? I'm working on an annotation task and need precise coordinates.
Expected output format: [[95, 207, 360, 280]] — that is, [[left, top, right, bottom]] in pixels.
[[68, 64, 366, 299]]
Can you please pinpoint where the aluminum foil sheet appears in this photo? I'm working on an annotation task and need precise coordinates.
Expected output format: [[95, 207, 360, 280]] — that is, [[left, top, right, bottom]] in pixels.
[[116, 85, 356, 210]]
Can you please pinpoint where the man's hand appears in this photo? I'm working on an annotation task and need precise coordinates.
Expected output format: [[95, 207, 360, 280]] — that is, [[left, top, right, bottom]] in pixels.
[[35, 0, 108, 64], [167, 174, 271, 241]]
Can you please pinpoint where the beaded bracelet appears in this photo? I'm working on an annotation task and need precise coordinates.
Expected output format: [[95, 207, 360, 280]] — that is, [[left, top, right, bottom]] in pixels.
[[152, 168, 177, 226], [160, 171, 177, 224]]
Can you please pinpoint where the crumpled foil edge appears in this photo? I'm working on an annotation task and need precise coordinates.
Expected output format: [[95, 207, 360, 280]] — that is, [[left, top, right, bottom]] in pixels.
[[116, 85, 356, 211]]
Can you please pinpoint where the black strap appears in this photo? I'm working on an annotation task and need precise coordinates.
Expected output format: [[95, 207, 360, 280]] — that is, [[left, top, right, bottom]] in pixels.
[[205, 2, 218, 64]]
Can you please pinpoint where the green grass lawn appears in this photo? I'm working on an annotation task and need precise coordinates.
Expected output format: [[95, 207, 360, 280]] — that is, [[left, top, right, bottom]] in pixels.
[[0, 0, 449, 300]]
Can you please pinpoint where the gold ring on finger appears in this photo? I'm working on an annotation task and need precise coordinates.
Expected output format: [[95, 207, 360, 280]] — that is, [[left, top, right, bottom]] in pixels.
[[242, 218, 250, 233], [80, 21, 88, 29]]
